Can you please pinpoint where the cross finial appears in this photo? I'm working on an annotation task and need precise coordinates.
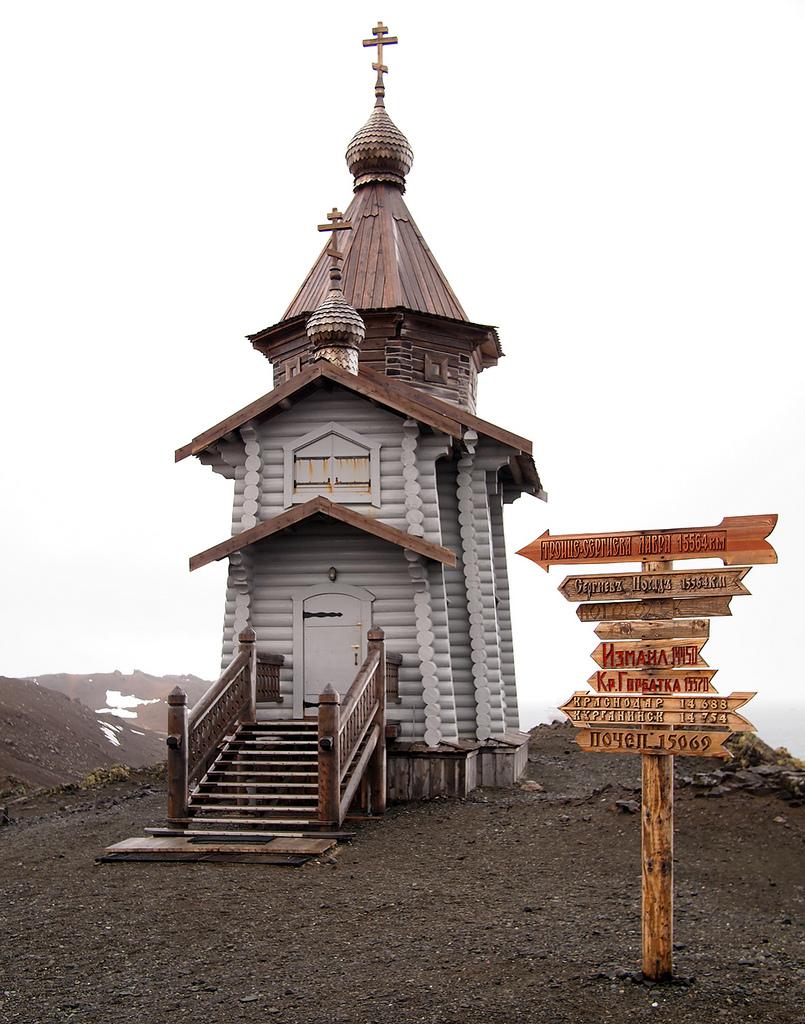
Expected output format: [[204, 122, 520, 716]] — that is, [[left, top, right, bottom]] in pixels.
[[317, 208, 353, 284], [362, 21, 398, 102]]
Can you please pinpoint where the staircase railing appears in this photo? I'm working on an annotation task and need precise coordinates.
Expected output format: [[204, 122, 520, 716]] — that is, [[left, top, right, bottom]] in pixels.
[[166, 627, 257, 820], [256, 653, 285, 703], [317, 627, 387, 826], [385, 651, 403, 703]]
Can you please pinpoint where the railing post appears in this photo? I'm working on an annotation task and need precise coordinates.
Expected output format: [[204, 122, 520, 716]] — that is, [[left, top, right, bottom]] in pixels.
[[166, 686, 189, 820], [318, 684, 341, 824], [238, 625, 257, 723], [367, 627, 387, 816]]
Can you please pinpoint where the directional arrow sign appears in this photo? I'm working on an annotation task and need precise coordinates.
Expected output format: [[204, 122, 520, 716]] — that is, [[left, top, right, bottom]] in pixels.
[[517, 515, 777, 571], [559, 568, 751, 603], [575, 728, 732, 758], [560, 690, 755, 730], [594, 619, 710, 641], [577, 596, 733, 622], [591, 639, 708, 670], [588, 668, 718, 694]]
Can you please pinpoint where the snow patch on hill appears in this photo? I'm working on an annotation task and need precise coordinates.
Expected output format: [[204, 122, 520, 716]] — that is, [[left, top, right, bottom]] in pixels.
[[98, 721, 122, 747], [95, 689, 161, 720]]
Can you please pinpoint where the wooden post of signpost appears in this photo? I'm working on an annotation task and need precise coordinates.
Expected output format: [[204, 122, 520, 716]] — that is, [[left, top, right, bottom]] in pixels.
[[518, 514, 778, 982], [641, 558, 674, 981]]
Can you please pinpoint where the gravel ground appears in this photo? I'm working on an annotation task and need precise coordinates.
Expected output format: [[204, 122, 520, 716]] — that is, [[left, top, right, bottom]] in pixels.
[[1, 724, 802, 1024]]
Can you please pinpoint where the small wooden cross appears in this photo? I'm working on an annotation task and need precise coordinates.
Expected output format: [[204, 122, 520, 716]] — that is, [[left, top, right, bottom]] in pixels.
[[363, 21, 398, 75], [317, 208, 352, 262]]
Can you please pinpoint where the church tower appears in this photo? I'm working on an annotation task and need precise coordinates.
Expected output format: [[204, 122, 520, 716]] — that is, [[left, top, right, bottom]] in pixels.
[[175, 24, 545, 801]]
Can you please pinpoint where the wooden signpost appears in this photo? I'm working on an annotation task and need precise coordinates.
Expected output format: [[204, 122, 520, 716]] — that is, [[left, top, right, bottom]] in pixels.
[[576, 595, 734, 622], [590, 639, 709, 669], [587, 668, 718, 693], [559, 567, 751, 602], [594, 619, 710, 641], [518, 514, 778, 983], [561, 691, 754, 730], [517, 514, 777, 571]]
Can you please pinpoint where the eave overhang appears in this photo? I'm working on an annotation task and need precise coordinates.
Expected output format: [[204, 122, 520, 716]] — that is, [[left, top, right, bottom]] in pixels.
[[247, 307, 503, 365], [189, 495, 457, 572], [175, 361, 533, 463]]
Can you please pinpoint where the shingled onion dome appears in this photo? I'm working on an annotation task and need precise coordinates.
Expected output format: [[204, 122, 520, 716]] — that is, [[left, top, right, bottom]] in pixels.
[[306, 262, 366, 374], [345, 89, 414, 191]]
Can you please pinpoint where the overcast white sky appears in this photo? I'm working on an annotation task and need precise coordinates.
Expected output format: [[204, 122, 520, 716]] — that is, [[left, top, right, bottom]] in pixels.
[[1, 2, 803, 752]]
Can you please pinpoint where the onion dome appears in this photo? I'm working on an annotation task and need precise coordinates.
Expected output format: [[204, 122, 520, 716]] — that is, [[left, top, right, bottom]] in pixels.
[[346, 95, 414, 191], [306, 264, 366, 374]]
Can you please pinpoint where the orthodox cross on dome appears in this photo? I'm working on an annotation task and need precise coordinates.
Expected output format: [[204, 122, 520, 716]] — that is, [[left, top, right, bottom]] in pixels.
[[317, 207, 353, 282], [363, 21, 398, 100]]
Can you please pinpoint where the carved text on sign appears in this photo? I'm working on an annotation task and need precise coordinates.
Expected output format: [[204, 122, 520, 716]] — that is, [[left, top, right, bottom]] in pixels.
[[577, 596, 734, 622], [562, 691, 754, 713], [559, 568, 751, 603], [518, 515, 777, 570], [591, 640, 708, 670], [575, 728, 731, 758], [562, 688, 756, 734], [594, 619, 710, 641], [588, 669, 718, 694]]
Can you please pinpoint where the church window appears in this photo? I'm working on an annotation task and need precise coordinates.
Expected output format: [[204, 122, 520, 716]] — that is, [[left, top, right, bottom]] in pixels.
[[424, 352, 450, 383], [283, 422, 381, 507]]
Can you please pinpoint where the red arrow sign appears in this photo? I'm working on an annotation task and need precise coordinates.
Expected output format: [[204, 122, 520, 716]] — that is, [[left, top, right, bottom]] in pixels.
[[591, 639, 708, 670], [517, 515, 777, 571], [588, 669, 718, 694]]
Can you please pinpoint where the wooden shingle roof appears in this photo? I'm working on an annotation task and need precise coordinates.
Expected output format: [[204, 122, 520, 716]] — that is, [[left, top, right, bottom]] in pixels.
[[284, 182, 467, 322]]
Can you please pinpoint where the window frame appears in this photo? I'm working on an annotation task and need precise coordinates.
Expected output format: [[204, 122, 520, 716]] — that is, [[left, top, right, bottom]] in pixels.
[[283, 421, 381, 508]]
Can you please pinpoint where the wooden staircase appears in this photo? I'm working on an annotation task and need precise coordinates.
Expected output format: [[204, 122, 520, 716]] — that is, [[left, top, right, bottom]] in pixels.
[[165, 626, 388, 839], [188, 721, 320, 830]]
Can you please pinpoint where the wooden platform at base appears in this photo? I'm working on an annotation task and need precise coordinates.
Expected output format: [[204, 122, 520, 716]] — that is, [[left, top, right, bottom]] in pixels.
[[99, 834, 336, 865], [388, 730, 530, 801]]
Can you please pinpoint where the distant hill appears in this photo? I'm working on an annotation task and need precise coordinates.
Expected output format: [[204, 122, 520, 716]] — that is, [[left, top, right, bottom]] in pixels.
[[0, 676, 167, 794], [30, 670, 211, 735]]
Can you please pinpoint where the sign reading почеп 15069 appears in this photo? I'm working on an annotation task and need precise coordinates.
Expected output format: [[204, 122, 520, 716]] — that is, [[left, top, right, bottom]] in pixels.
[[517, 515, 777, 571]]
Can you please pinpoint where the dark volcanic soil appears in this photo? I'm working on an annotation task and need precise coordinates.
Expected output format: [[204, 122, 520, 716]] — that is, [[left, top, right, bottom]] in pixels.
[[1, 724, 802, 1024]]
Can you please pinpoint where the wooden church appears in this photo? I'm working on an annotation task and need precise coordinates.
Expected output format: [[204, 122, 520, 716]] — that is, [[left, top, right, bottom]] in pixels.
[[165, 24, 545, 831]]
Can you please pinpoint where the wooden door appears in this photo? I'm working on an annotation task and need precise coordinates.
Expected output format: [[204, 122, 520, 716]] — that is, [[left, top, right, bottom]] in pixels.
[[302, 592, 365, 706]]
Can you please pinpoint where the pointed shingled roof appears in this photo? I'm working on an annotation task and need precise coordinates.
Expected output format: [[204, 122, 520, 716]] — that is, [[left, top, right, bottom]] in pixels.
[[284, 182, 468, 322]]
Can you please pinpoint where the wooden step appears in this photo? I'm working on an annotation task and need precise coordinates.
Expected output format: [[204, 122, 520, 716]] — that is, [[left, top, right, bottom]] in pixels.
[[239, 729, 316, 737], [189, 806, 316, 816], [221, 753, 321, 761], [178, 815, 317, 826], [147, 826, 354, 840], [240, 721, 316, 729], [234, 739, 317, 747], [215, 761, 317, 770], [198, 781, 318, 789], [192, 793, 316, 803], [208, 770, 317, 778]]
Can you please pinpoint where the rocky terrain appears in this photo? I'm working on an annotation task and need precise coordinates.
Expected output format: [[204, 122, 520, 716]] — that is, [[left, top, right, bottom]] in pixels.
[[0, 677, 166, 794], [0, 722, 801, 1024], [30, 670, 211, 734]]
